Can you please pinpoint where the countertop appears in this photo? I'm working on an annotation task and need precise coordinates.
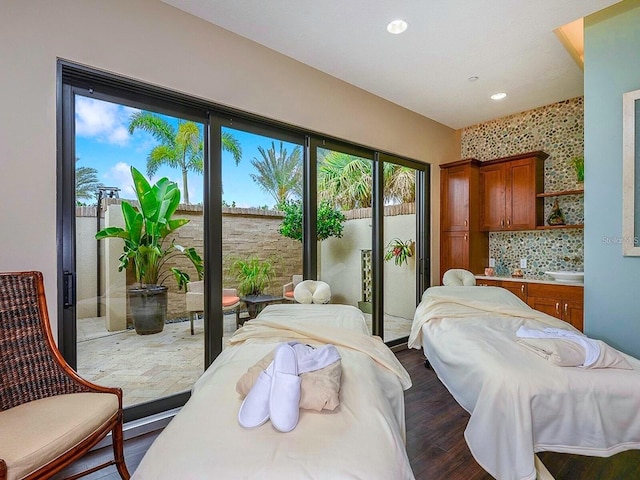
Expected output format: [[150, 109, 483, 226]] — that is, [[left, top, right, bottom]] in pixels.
[[475, 275, 584, 287]]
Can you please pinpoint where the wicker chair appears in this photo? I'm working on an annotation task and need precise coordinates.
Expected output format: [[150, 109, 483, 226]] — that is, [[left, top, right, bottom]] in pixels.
[[0, 271, 130, 480]]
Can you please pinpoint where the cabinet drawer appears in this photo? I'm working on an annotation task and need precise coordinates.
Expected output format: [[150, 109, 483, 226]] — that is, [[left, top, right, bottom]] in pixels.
[[527, 283, 583, 303]]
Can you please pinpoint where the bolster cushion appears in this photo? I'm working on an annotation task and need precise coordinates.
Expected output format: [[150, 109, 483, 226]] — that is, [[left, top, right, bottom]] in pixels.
[[442, 269, 477, 286], [0, 392, 119, 480], [293, 280, 331, 304]]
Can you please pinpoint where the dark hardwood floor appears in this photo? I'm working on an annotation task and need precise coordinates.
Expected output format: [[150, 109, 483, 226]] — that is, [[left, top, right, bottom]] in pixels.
[[56, 348, 640, 479]]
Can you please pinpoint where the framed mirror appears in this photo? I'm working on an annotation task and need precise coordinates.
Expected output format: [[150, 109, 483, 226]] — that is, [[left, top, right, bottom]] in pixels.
[[622, 88, 640, 256]]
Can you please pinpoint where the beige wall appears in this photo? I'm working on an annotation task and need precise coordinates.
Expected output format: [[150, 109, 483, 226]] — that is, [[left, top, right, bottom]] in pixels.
[[0, 0, 457, 339]]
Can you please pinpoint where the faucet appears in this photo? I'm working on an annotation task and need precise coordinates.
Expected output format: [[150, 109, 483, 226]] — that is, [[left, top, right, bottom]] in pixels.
[[563, 256, 583, 264]]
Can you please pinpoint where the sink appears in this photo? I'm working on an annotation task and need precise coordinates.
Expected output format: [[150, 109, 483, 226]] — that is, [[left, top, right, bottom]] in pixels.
[[544, 271, 584, 284]]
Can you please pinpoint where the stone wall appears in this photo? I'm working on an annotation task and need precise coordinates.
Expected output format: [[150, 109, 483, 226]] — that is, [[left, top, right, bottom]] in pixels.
[[461, 96, 585, 277]]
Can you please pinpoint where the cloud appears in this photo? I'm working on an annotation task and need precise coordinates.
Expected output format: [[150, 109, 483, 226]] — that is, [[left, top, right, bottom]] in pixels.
[[75, 97, 139, 146], [103, 162, 136, 199]]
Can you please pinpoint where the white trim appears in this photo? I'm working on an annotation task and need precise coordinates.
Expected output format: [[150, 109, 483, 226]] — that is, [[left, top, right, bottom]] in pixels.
[[622, 88, 640, 256]]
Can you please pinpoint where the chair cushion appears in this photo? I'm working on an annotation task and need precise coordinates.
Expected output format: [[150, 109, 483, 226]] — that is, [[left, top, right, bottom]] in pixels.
[[0, 392, 118, 480], [293, 280, 331, 304], [222, 295, 240, 308]]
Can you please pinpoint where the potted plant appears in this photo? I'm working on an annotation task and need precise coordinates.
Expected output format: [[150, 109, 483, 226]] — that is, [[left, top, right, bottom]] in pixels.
[[231, 256, 275, 296], [570, 155, 584, 185], [95, 166, 203, 334], [384, 238, 414, 266]]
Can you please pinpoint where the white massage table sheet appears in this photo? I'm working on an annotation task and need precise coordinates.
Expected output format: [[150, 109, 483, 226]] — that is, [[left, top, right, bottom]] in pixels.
[[133, 304, 414, 480], [408, 286, 640, 480]]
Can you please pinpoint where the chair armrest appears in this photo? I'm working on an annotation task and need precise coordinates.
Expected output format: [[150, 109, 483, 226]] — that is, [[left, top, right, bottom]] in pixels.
[[283, 282, 294, 295]]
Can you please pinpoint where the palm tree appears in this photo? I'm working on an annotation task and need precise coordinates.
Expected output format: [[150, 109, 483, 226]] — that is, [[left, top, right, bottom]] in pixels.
[[75, 158, 103, 203], [249, 141, 302, 206], [128, 112, 242, 204], [317, 150, 415, 209]]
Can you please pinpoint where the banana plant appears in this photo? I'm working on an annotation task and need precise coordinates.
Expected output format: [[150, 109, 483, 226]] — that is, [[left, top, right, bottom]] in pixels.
[[95, 166, 203, 290]]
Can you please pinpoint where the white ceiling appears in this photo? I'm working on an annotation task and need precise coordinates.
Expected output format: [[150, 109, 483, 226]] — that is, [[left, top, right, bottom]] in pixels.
[[161, 0, 618, 129]]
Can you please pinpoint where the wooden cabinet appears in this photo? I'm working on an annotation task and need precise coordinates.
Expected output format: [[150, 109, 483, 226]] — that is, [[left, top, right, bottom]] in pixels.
[[527, 283, 584, 331], [476, 279, 583, 331], [476, 278, 528, 302], [440, 159, 488, 282], [480, 151, 547, 231]]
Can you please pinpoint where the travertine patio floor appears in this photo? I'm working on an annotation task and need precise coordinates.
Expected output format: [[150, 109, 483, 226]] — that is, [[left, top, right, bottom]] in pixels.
[[76, 308, 411, 408]]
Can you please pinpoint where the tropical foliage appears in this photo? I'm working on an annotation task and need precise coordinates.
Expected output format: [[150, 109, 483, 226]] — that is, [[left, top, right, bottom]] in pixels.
[[384, 238, 414, 266], [250, 141, 302, 206], [231, 256, 275, 296], [76, 158, 103, 202], [95, 166, 203, 290], [317, 150, 416, 209], [128, 112, 242, 204], [278, 200, 346, 242], [570, 155, 584, 182]]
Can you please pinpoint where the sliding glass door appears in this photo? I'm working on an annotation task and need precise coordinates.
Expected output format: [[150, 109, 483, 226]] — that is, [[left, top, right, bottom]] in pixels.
[[59, 62, 430, 422]]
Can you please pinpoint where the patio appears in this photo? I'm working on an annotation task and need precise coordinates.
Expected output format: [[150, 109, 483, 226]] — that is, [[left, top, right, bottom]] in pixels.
[[76, 309, 411, 407]]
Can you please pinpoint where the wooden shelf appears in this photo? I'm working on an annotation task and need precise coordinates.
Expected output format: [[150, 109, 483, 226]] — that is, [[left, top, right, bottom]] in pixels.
[[537, 189, 584, 198], [536, 224, 584, 230]]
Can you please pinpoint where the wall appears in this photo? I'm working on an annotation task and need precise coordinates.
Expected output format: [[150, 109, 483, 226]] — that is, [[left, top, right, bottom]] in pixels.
[[461, 97, 585, 278], [319, 204, 416, 319], [0, 0, 457, 339], [584, 0, 640, 357]]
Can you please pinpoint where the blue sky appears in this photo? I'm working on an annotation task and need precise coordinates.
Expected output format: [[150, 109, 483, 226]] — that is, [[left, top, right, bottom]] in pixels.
[[74, 96, 301, 208]]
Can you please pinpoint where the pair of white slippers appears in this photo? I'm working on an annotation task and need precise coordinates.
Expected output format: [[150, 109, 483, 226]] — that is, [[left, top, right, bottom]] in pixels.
[[238, 343, 302, 432]]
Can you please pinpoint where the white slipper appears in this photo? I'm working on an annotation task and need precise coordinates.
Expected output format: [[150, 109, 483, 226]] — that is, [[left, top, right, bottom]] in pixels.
[[269, 343, 301, 433], [238, 369, 272, 428]]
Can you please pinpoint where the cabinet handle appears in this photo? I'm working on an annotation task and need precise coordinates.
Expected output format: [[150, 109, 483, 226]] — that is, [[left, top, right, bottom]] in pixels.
[[507, 218, 511, 227], [464, 233, 468, 241], [555, 302, 560, 315], [564, 303, 568, 317], [500, 219, 505, 228], [520, 284, 525, 295], [464, 219, 468, 227]]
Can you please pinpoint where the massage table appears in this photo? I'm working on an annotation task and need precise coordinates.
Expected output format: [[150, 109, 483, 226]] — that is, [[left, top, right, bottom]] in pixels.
[[133, 304, 414, 479], [408, 286, 640, 480]]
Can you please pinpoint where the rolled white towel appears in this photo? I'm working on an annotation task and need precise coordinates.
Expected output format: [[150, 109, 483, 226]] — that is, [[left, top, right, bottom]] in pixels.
[[516, 326, 600, 367]]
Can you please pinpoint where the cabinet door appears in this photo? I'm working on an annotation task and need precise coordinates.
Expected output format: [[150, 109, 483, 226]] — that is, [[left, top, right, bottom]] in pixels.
[[563, 301, 584, 332], [440, 231, 469, 281], [442, 166, 470, 231], [499, 281, 528, 302], [480, 164, 506, 231], [528, 296, 562, 319], [506, 158, 538, 230]]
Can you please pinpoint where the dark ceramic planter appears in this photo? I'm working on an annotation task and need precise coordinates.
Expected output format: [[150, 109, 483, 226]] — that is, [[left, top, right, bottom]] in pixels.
[[128, 285, 168, 335]]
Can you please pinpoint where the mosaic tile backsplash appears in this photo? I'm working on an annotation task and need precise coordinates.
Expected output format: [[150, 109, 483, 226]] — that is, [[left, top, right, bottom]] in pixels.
[[461, 96, 584, 277]]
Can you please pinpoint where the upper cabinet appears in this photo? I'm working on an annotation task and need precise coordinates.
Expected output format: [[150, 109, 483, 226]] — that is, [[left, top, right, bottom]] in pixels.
[[441, 159, 481, 231], [480, 151, 547, 231]]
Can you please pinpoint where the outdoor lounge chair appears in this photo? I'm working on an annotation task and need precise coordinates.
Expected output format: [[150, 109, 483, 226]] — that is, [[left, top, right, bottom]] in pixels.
[[185, 281, 240, 335], [0, 271, 130, 480], [282, 274, 303, 301]]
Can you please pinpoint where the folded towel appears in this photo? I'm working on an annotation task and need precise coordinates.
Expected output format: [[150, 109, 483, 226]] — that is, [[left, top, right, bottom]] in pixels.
[[516, 326, 600, 367], [237, 347, 342, 411], [517, 337, 633, 370]]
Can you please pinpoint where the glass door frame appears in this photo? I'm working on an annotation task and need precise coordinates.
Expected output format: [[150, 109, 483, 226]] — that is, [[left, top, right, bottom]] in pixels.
[[57, 61, 214, 421]]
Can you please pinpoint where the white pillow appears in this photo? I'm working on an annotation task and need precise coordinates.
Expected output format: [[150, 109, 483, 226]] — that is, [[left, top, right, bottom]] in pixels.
[[293, 280, 332, 304], [442, 269, 477, 286]]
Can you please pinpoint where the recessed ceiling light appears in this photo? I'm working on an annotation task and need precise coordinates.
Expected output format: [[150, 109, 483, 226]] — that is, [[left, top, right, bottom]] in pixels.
[[490, 92, 507, 100], [387, 19, 408, 34], [468, 76, 479, 82]]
